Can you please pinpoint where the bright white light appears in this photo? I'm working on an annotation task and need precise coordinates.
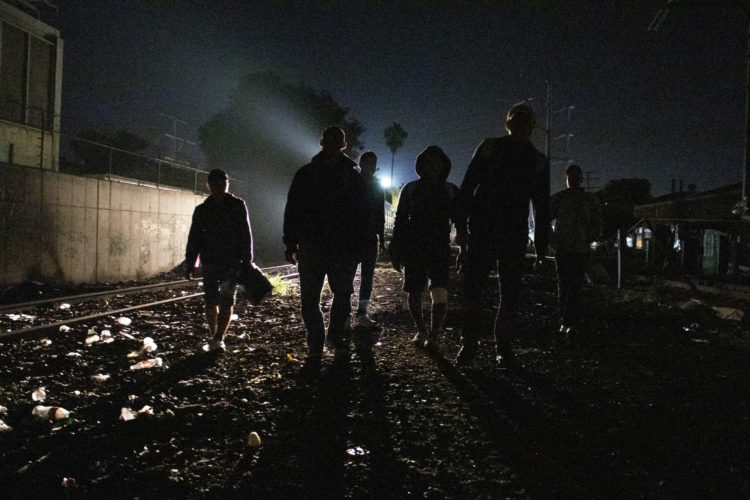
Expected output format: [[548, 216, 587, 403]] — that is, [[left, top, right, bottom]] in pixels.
[[379, 175, 392, 188]]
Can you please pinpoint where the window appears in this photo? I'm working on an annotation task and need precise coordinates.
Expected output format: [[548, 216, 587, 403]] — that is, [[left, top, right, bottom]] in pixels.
[[0, 21, 56, 129], [0, 21, 27, 123]]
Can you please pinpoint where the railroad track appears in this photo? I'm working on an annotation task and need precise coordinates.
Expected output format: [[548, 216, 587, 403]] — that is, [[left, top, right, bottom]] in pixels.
[[0, 264, 298, 343]]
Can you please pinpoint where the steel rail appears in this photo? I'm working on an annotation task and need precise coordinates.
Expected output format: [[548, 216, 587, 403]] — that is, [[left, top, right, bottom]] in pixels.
[[0, 280, 196, 313], [0, 270, 299, 343], [0, 265, 298, 314], [0, 293, 205, 342]]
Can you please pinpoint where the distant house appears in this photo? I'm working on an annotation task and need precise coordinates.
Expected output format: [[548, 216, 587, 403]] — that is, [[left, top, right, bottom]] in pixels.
[[633, 183, 747, 277], [0, 0, 62, 170]]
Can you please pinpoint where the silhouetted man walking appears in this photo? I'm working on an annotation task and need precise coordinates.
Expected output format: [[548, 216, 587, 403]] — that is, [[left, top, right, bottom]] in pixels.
[[283, 126, 364, 362], [186, 168, 253, 353], [455, 104, 550, 367]]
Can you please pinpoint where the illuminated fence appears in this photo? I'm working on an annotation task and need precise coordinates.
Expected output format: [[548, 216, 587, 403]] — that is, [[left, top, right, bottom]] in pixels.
[[58, 133, 211, 194]]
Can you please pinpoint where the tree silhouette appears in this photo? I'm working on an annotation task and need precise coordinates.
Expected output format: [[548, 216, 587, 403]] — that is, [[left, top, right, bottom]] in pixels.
[[384, 122, 407, 186], [198, 71, 365, 265]]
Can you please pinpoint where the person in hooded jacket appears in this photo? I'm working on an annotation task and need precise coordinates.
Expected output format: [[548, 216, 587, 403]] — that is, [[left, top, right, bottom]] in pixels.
[[185, 168, 253, 353], [391, 146, 458, 349], [283, 126, 365, 361]]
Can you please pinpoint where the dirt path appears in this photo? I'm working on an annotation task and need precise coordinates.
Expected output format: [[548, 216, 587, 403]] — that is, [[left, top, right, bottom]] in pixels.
[[1, 263, 749, 498]]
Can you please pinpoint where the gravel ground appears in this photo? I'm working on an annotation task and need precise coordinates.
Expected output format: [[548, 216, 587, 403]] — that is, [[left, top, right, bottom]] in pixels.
[[1, 262, 749, 498]]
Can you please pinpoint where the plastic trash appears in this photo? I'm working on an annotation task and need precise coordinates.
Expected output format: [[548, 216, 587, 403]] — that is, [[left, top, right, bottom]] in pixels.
[[0, 405, 7, 415], [0, 419, 11, 432], [116, 317, 132, 326], [120, 405, 153, 421], [120, 407, 138, 421], [59, 303, 71, 310], [129, 357, 163, 370], [59, 325, 71, 333], [712, 306, 745, 322], [90, 373, 110, 383], [66, 352, 82, 358], [142, 337, 157, 352], [32, 405, 70, 421], [85, 334, 100, 345], [41, 339, 52, 346], [231, 314, 239, 321], [61, 477, 77, 488], [31, 387, 47, 402], [247, 431, 262, 448], [100, 330, 114, 343]]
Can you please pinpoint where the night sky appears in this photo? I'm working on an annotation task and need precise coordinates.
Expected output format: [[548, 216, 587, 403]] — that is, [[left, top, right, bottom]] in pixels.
[[45, 0, 747, 195]]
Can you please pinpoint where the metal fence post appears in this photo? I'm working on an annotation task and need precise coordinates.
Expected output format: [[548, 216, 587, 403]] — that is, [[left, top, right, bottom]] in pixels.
[[617, 229, 622, 289]]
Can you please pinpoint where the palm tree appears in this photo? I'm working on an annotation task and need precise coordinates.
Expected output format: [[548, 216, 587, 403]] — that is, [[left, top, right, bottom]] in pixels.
[[384, 122, 407, 187]]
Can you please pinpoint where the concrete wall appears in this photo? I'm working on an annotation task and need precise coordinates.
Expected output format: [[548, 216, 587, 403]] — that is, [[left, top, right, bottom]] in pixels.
[[0, 163, 205, 285], [0, 121, 58, 170]]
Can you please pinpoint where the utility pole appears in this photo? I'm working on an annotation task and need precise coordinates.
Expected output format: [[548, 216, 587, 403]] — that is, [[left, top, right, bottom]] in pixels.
[[649, 0, 750, 217], [159, 113, 195, 164]]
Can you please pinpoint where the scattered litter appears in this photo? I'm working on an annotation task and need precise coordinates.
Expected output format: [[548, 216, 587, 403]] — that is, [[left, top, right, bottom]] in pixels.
[[711, 306, 744, 322], [31, 387, 46, 402], [231, 314, 239, 320], [679, 299, 704, 311], [0, 419, 11, 432], [120, 405, 154, 421], [142, 337, 157, 352], [41, 339, 52, 346], [119, 331, 136, 341], [90, 373, 110, 383], [130, 357, 163, 370], [7, 314, 20, 321], [59, 325, 71, 333], [346, 446, 368, 456], [59, 303, 71, 310], [691, 338, 710, 344], [682, 323, 700, 333], [66, 352, 82, 358], [100, 330, 114, 343], [85, 334, 100, 345], [116, 317, 132, 326], [61, 477, 77, 488], [247, 431, 262, 448], [120, 407, 138, 421], [0, 405, 7, 415], [32, 405, 70, 421]]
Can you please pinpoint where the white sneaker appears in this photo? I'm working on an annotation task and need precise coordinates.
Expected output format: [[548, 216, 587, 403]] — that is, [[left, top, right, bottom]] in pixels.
[[356, 313, 377, 328], [208, 338, 226, 353]]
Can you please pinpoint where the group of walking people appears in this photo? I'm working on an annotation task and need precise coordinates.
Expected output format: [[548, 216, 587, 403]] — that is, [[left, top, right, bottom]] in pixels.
[[185, 103, 602, 368]]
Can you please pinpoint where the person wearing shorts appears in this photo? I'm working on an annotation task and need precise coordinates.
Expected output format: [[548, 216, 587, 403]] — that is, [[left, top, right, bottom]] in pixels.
[[185, 168, 253, 353], [391, 146, 458, 349]]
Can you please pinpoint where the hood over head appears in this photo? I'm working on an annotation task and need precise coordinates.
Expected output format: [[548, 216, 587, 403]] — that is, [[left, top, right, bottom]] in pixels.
[[415, 145, 451, 181]]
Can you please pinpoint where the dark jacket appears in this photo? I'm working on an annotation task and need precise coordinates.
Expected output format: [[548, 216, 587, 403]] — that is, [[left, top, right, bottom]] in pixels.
[[283, 151, 363, 252], [392, 146, 458, 253], [456, 135, 550, 257], [550, 187, 602, 255], [186, 193, 253, 269]]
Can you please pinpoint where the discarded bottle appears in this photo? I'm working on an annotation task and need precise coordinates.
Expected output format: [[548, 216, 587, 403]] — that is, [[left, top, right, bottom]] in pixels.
[[129, 357, 163, 370], [31, 387, 47, 402], [32, 405, 70, 421]]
